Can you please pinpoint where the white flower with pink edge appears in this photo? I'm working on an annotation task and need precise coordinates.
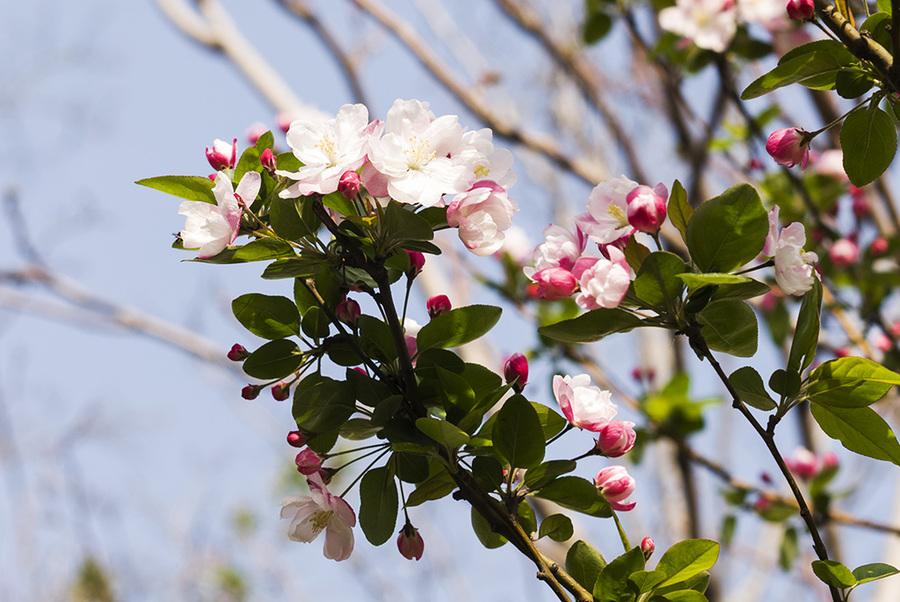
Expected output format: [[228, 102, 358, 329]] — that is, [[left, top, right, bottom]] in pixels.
[[763, 207, 818, 296], [447, 181, 518, 256], [279, 473, 356, 561], [594, 465, 637, 511], [553, 374, 618, 431], [659, 0, 738, 53], [576, 176, 639, 246], [179, 171, 260, 259], [574, 247, 631, 310]]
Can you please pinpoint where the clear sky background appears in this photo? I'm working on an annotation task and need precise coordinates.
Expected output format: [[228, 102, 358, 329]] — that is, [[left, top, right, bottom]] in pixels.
[[1, 1, 898, 601]]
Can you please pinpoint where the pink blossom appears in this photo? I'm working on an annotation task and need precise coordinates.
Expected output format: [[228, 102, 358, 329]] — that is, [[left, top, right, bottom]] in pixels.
[[246, 123, 267, 145], [594, 420, 637, 457], [455, 128, 517, 190], [553, 374, 618, 431], [574, 247, 631, 310], [786, 0, 814, 19], [397, 524, 425, 560], [763, 207, 818, 296], [829, 238, 858, 267], [532, 267, 578, 300], [179, 171, 260, 258], [851, 193, 870, 219], [446, 181, 518, 256], [525, 224, 586, 278], [870, 237, 889, 256], [295, 448, 324, 475], [874, 332, 892, 353], [785, 446, 819, 480], [279, 473, 356, 561], [766, 128, 811, 169], [503, 353, 529, 394], [206, 138, 237, 171], [404, 318, 421, 359], [658, 0, 738, 53], [626, 184, 668, 234], [427, 295, 452, 319], [577, 176, 639, 245], [594, 465, 636, 511]]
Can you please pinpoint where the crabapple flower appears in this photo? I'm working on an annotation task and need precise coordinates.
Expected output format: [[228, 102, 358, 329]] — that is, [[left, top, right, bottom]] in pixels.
[[595, 420, 637, 457], [279, 473, 356, 561], [366, 99, 469, 207], [241, 385, 261, 400], [766, 128, 811, 169], [658, 0, 738, 53], [455, 128, 517, 190], [763, 207, 818, 295], [227, 344, 249, 361], [286, 430, 307, 448], [574, 247, 631, 310], [336, 298, 361, 325], [525, 224, 586, 277], [739, 0, 788, 28], [785, 446, 819, 480], [426, 295, 451, 319], [446, 182, 518, 256], [829, 238, 858, 266], [295, 448, 324, 476], [397, 524, 425, 561], [279, 103, 377, 197], [641, 537, 656, 560], [626, 184, 668, 234], [577, 176, 639, 245], [503, 353, 529, 394], [531, 267, 578, 300], [179, 171, 260, 258], [594, 466, 636, 511], [206, 138, 237, 171], [786, 0, 814, 19], [553, 374, 618, 431]]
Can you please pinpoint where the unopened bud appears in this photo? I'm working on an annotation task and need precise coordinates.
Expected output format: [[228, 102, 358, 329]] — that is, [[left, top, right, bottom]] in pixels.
[[227, 343, 249, 361], [870, 237, 889, 256], [503, 353, 529, 394], [336, 298, 361, 325], [786, 0, 814, 20], [206, 138, 237, 171], [241, 385, 261, 400], [338, 170, 362, 200], [261, 148, 277, 173], [427, 295, 451, 319], [532, 267, 577, 300], [641, 537, 655, 560], [626, 184, 668, 234], [295, 448, 323, 475], [397, 523, 425, 561], [829, 238, 859, 267], [246, 123, 267, 145], [272, 382, 291, 401], [594, 420, 637, 458], [406, 251, 425, 277], [851, 192, 870, 219], [286, 430, 307, 448]]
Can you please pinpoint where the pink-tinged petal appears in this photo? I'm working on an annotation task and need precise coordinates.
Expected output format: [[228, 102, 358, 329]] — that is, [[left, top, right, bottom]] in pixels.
[[330, 495, 357, 528], [235, 171, 262, 205], [763, 207, 779, 257], [323, 515, 355, 561]]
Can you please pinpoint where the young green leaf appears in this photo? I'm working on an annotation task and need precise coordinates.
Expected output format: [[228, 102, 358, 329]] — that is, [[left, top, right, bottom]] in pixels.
[[358, 467, 399, 546], [136, 175, 216, 203], [655, 539, 719, 587], [538, 308, 644, 343], [812, 560, 857, 589], [852, 562, 900, 586], [416, 305, 502, 352], [807, 357, 900, 408], [565, 540, 607, 592], [741, 51, 842, 99], [841, 106, 897, 187], [537, 514, 574, 542], [685, 184, 768, 273], [667, 180, 693, 241], [729, 366, 777, 411], [594, 546, 645, 602], [406, 469, 456, 507], [787, 278, 822, 373], [633, 251, 686, 312], [415, 417, 470, 450], [533, 476, 612, 517], [810, 404, 900, 465], [492, 394, 545, 469]]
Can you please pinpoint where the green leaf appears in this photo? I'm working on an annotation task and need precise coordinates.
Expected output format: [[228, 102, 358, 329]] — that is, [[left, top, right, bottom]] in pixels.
[[779, 527, 798, 571], [729, 366, 776, 411], [633, 251, 686, 311], [136, 175, 215, 203], [533, 476, 611, 517], [436, 366, 477, 420], [852, 563, 900, 585], [523, 459, 578, 490], [653, 591, 707, 601], [538, 308, 644, 343], [685, 184, 768, 273], [301, 306, 330, 339], [788, 278, 822, 373], [807, 357, 900, 408], [406, 469, 456, 507], [594, 547, 645, 602], [810, 404, 900, 465], [677, 273, 753, 292], [565, 540, 607, 592], [492, 394, 545, 469], [191, 237, 294, 264], [532, 403, 568, 440], [624, 236, 652, 273], [231, 293, 300, 339], [262, 256, 324, 279], [582, 11, 612, 44], [415, 417, 470, 449], [358, 467, 398, 546], [769, 369, 801, 398], [711, 279, 771, 301], [471, 506, 507, 549], [667, 179, 692, 241], [841, 106, 897, 187], [812, 560, 857, 588], [292, 375, 355, 433], [416, 305, 502, 352], [537, 514, 573, 542], [629, 570, 668, 594], [697, 300, 758, 357], [242, 339, 304, 379], [835, 70, 874, 99], [517, 500, 538, 537], [269, 196, 319, 241], [381, 200, 434, 245], [741, 51, 842, 99], [655, 539, 719, 587]]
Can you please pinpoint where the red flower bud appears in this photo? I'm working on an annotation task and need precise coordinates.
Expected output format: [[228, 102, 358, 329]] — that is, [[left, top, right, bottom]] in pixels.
[[786, 0, 814, 20], [426, 295, 452, 319], [227, 343, 249, 361], [532, 267, 577, 300], [286, 430, 307, 448], [406, 251, 425, 277], [338, 170, 362, 200], [594, 420, 637, 458], [641, 537, 655, 560], [241, 385, 261, 400], [261, 148, 277, 173], [397, 523, 425, 561], [765, 128, 811, 169], [870, 237, 889, 256], [626, 184, 668, 234], [295, 448, 323, 475], [503, 353, 529, 394], [829, 238, 859, 267], [336, 298, 361, 325], [272, 382, 291, 401], [206, 138, 237, 171]]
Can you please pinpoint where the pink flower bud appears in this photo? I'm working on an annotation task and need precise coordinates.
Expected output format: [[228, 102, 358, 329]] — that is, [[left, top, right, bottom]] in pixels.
[[406, 251, 425, 277], [336, 298, 361, 325], [227, 343, 249, 361], [295, 448, 323, 475], [246, 123, 267, 145], [397, 524, 425, 561], [748, 157, 764, 171], [766, 128, 811, 169], [426, 295, 452, 319], [272, 382, 291, 401], [822, 451, 839, 468], [626, 184, 668, 234], [261, 148, 277, 173], [286, 430, 307, 448], [851, 193, 870, 219], [875, 332, 892, 352], [338, 170, 362, 200], [760, 472, 773, 484], [532, 267, 577, 300], [206, 138, 237, 171], [785, 446, 818, 480], [829, 238, 859, 267], [786, 0, 814, 20], [594, 465, 636, 511], [870, 237, 889, 256], [241, 385, 261, 400], [641, 537, 655, 560], [595, 420, 637, 458], [503, 353, 529, 394]]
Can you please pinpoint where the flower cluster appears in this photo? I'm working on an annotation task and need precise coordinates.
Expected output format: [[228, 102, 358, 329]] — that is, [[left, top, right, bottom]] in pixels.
[[524, 176, 666, 309], [553, 373, 638, 510]]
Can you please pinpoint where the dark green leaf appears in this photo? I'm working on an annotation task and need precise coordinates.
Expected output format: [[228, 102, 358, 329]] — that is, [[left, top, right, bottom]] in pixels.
[[493, 394, 545, 469], [538, 308, 644, 343], [835, 70, 874, 99], [668, 180, 692, 241], [788, 278, 822, 373], [779, 527, 798, 571], [685, 184, 768, 273], [537, 514, 573, 542], [711, 279, 771, 301], [697, 300, 758, 357], [852, 563, 900, 585], [192, 237, 294, 264], [269, 196, 319, 240], [517, 500, 538, 537], [729, 366, 776, 411], [406, 469, 456, 507], [624, 236, 652, 274], [655, 539, 719, 587], [741, 51, 842, 99], [292, 375, 355, 433], [339, 418, 381, 440], [232, 293, 300, 339], [812, 560, 857, 588], [417, 305, 502, 352], [523, 460, 578, 490], [242, 339, 304, 379], [582, 11, 612, 44], [301, 306, 330, 339], [136, 175, 215, 203], [769, 369, 801, 398], [633, 251, 686, 311], [841, 106, 897, 187], [393, 451, 430, 483], [677, 273, 753, 292], [415, 417, 470, 449], [594, 547, 645, 602], [810, 404, 900, 465], [471, 506, 507, 549], [381, 200, 434, 245], [808, 357, 900, 408], [359, 467, 398, 546], [565, 540, 607, 592], [534, 476, 611, 517]]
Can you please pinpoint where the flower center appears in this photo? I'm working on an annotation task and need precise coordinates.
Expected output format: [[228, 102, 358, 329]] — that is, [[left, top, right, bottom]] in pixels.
[[606, 202, 629, 228], [404, 136, 435, 170], [310, 509, 333, 534], [316, 134, 339, 167], [474, 163, 491, 179]]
